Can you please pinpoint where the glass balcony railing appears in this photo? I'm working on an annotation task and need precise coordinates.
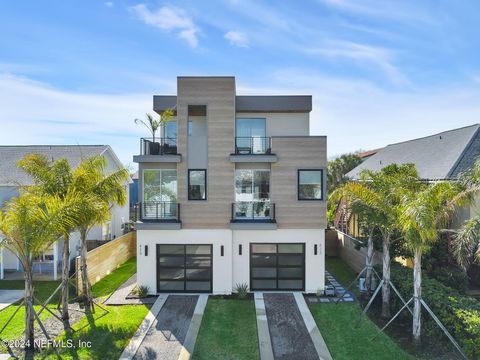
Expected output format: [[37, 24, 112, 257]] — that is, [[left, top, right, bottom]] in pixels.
[[135, 202, 180, 222], [231, 201, 275, 222], [140, 137, 177, 155], [234, 137, 271, 155]]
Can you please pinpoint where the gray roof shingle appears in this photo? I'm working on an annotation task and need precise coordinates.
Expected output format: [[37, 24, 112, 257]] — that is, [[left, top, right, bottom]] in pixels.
[[0, 145, 111, 186], [347, 124, 480, 180]]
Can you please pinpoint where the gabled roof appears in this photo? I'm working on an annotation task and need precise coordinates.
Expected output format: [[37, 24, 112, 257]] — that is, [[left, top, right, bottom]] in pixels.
[[0, 145, 126, 186], [347, 124, 480, 181]]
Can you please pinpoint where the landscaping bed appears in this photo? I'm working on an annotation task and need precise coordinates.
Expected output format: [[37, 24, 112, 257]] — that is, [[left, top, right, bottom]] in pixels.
[[193, 297, 260, 360]]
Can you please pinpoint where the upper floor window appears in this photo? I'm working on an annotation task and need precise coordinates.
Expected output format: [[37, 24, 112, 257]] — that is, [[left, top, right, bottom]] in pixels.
[[164, 121, 177, 140], [143, 169, 177, 203], [298, 169, 323, 200], [235, 169, 270, 201], [188, 169, 207, 200], [236, 118, 268, 154]]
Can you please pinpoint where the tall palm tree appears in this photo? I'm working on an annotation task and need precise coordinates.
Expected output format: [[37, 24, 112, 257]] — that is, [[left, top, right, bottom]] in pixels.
[[134, 110, 174, 143], [337, 164, 419, 317], [17, 154, 77, 327], [452, 158, 480, 269], [72, 155, 129, 310], [399, 181, 461, 343], [0, 192, 79, 356]]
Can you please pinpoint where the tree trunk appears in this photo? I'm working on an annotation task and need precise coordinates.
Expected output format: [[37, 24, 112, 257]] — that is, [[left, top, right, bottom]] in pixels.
[[80, 228, 93, 311], [365, 229, 374, 295], [381, 234, 391, 318], [60, 235, 70, 328], [24, 264, 35, 357], [413, 248, 422, 344]]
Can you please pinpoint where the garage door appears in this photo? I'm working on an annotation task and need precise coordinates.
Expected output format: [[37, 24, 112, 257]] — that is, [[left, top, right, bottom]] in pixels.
[[157, 244, 212, 293], [250, 243, 305, 291]]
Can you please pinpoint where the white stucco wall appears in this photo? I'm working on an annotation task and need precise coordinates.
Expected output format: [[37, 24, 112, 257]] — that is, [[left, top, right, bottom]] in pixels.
[[232, 229, 325, 293], [136, 228, 325, 295], [236, 112, 310, 137], [136, 229, 233, 295]]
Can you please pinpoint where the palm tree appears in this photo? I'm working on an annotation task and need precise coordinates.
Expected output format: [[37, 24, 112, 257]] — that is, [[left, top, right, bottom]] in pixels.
[[17, 154, 77, 327], [337, 164, 419, 317], [399, 181, 461, 343], [334, 184, 381, 294], [72, 155, 129, 310], [452, 158, 480, 269], [134, 109, 174, 143], [0, 192, 79, 356]]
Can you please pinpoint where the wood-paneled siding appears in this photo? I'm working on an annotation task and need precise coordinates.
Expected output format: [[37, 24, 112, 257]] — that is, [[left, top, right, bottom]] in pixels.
[[271, 136, 327, 229], [177, 77, 236, 229]]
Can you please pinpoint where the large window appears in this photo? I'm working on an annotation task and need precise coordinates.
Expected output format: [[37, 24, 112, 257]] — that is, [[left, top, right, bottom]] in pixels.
[[143, 169, 177, 218], [188, 169, 207, 200], [298, 169, 323, 200], [235, 169, 271, 219], [235, 118, 267, 154]]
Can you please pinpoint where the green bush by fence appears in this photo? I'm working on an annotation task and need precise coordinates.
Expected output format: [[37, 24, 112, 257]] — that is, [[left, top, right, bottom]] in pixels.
[[384, 263, 480, 359]]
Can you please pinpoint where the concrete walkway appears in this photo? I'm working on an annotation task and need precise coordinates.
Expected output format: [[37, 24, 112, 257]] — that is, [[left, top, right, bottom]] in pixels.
[[0, 289, 23, 311], [104, 274, 157, 305], [120, 294, 208, 360], [256, 292, 333, 360]]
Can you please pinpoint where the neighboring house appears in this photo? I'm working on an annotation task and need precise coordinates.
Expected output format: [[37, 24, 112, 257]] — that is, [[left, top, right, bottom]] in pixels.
[[0, 145, 130, 280], [337, 124, 480, 235], [133, 76, 327, 295], [356, 148, 383, 160]]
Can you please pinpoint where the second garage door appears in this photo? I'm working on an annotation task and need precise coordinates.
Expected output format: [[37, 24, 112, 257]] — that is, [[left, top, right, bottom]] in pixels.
[[250, 243, 305, 291]]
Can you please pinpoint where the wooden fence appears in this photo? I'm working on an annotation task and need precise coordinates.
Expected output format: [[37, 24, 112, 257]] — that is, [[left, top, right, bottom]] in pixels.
[[76, 231, 136, 293]]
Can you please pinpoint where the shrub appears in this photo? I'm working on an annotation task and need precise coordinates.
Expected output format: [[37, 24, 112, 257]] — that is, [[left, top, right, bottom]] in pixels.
[[134, 285, 149, 298], [234, 283, 249, 299], [428, 266, 469, 294], [382, 263, 480, 358]]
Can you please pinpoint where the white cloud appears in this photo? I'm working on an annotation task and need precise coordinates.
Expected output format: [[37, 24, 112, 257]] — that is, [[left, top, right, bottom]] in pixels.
[[130, 4, 199, 48], [306, 41, 408, 85], [239, 68, 480, 158], [0, 73, 153, 165], [224, 31, 249, 47], [104, 1, 114, 7]]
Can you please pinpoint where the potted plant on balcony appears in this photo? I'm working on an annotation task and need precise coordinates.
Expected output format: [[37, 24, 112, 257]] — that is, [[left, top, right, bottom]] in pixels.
[[134, 109, 174, 155]]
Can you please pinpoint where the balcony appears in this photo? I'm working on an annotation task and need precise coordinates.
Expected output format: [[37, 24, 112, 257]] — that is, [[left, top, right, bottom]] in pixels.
[[230, 137, 278, 163], [230, 201, 277, 230], [133, 138, 182, 163], [134, 201, 181, 230]]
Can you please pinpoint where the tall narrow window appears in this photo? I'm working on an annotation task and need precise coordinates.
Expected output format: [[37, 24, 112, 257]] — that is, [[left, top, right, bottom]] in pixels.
[[298, 169, 323, 200], [188, 169, 207, 200], [143, 169, 178, 219]]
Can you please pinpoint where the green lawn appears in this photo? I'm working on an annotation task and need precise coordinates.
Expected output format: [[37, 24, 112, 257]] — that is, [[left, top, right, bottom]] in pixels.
[[91, 256, 136, 299], [315, 256, 412, 360], [41, 304, 149, 360], [193, 297, 260, 360]]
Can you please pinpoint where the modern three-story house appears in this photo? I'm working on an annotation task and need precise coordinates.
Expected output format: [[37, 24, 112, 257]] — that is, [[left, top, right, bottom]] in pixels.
[[133, 76, 327, 294]]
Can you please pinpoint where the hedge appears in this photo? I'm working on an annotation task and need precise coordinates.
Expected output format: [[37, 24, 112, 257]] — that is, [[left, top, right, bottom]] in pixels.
[[383, 262, 480, 359]]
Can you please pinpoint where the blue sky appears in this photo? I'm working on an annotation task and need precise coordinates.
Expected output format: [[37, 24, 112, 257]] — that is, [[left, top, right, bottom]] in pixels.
[[1, 0, 480, 165]]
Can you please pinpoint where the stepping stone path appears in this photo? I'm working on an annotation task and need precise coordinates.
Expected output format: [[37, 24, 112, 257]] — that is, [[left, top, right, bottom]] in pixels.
[[307, 270, 356, 304]]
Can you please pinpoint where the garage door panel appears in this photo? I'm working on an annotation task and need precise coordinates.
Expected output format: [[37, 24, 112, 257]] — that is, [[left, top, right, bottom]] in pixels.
[[252, 267, 277, 278], [158, 268, 185, 280], [159, 281, 185, 291], [250, 243, 305, 291], [157, 244, 212, 293], [251, 254, 276, 267]]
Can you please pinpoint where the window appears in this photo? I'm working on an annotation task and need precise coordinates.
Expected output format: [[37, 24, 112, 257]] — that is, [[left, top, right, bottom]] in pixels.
[[143, 169, 178, 219], [188, 169, 207, 200], [236, 118, 267, 154], [235, 170, 271, 219], [298, 169, 323, 200]]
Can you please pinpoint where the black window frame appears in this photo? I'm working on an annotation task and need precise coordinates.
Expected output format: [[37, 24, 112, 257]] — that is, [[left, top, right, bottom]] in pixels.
[[188, 169, 207, 201], [297, 169, 324, 201]]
